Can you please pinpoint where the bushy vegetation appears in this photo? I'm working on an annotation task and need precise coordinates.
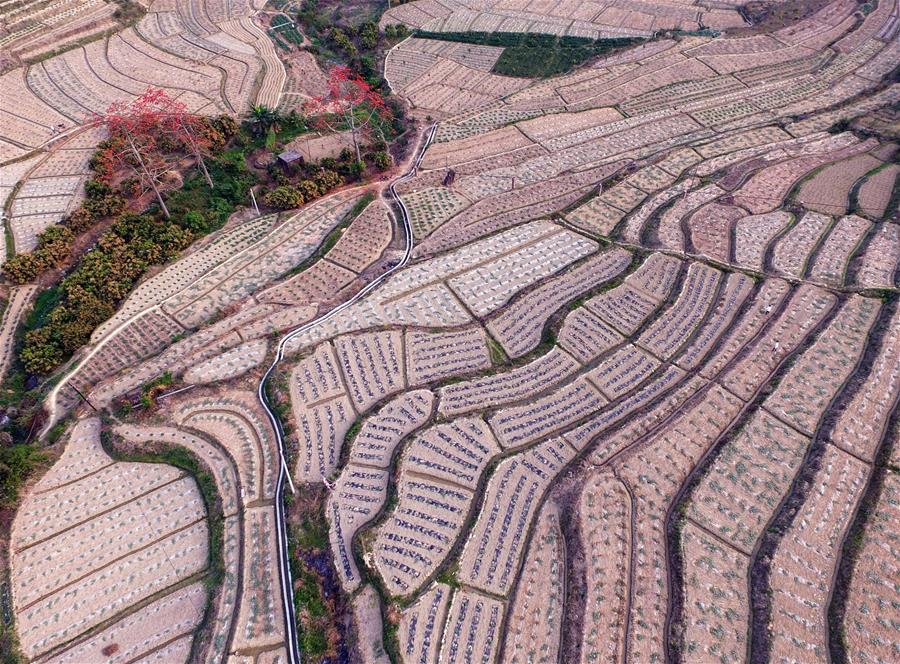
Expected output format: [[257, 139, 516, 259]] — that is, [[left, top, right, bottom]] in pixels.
[[414, 30, 646, 77], [0, 437, 46, 506], [270, 17, 305, 50], [287, 493, 346, 661], [6, 112, 247, 375], [293, 0, 395, 86], [262, 167, 344, 210]]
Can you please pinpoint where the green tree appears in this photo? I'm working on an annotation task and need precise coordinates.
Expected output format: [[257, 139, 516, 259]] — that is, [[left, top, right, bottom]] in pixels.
[[359, 21, 378, 49], [371, 150, 391, 170], [248, 105, 282, 138], [264, 185, 304, 209], [21, 327, 64, 374]]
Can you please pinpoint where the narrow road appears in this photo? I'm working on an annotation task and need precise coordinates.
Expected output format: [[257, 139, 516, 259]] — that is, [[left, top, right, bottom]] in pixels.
[[256, 123, 437, 664]]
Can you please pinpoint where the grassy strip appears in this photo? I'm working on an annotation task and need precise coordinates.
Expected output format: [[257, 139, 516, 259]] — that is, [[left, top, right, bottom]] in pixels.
[[0, 444, 47, 508], [412, 30, 645, 77], [286, 492, 346, 661], [0, 569, 23, 664]]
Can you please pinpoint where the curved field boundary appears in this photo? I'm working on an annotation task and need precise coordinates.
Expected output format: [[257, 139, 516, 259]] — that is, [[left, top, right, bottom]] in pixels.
[[0, 285, 37, 382]]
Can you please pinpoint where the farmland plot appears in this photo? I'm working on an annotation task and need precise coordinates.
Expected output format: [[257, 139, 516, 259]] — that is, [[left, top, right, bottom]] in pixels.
[[173, 392, 278, 503], [326, 200, 394, 274], [732, 211, 793, 272], [372, 474, 473, 597], [855, 222, 900, 290], [347, 390, 435, 469], [857, 164, 899, 219], [674, 273, 754, 371], [486, 247, 631, 357], [6, 130, 97, 253], [685, 408, 811, 555], [372, 418, 499, 596], [112, 424, 241, 662], [679, 521, 749, 663], [698, 278, 791, 381], [762, 295, 880, 436], [686, 202, 743, 262], [575, 471, 630, 664], [438, 590, 505, 664], [489, 377, 607, 448], [557, 306, 625, 364], [162, 193, 361, 328], [330, 391, 435, 591], [282, 220, 591, 352], [770, 212, 833, 279], [831, 307, 900, 464], [502, 500, 564, 664], [413, 165, 616, 256], [401, 187, 472, 239], [616, 384, 744, 662], [405, 326, 491, 385], [587, 344, 660, 400], [719, 284, 836, 401], [575, 367, 695, 458], [807, 214, 873, 286], [397, 583, 453, 664], [438, 346, 581, 417], [458, 438, 575, 595], [768, 445, 868, 663], [328, 466, 390, 592], [184, 338, 268, 384], [842, 473, 900, 664], [10, 419, 209, 661], [796, 153, 883, 215], [585, 253, 681, 335], [290, 341, 357, 483], [636, 262, 721, 360]]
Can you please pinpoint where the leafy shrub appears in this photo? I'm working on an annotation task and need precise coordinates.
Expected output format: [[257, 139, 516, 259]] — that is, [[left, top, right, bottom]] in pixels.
[[264, 185, 305, 209], [384, 24, 409, 40], [314, 169, 342, 190], [359, 21, 378, 49], [371, 150, 391, 170], [3, 226, 75, 284], [296, 179, 322, 200], [84, 179, 112, 198]]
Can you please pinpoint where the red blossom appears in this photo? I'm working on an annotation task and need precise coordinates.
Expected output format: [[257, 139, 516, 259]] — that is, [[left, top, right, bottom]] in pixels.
[[304, 66, 392, 162]]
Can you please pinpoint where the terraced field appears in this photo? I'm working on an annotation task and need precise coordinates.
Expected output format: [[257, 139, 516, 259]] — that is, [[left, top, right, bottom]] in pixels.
[[3, 0, 900, 662]]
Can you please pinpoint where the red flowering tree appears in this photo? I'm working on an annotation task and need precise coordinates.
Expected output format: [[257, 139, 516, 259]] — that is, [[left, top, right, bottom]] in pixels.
[[304, 65, 391, 162], [93, 88, 215, 217]]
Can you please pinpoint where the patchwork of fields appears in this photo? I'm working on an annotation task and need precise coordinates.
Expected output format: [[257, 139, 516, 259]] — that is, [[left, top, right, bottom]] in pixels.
[[1, 0, 899, 662]]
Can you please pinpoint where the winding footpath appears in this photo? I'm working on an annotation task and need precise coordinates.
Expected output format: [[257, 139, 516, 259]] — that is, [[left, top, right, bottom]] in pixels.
[[256, 123, 437, 664]]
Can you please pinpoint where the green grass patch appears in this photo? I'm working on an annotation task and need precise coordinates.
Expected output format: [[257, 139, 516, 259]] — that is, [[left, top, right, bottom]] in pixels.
[[271, 18, 305, 46], [413, 31, 646, 77], [24, 287, 61, 331], [0, 444, 47, 507], [294, 514, 330, 551]]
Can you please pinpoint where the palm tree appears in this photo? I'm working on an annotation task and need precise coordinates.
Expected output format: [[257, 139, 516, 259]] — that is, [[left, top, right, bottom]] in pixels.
[[248, 105, 281, 138]]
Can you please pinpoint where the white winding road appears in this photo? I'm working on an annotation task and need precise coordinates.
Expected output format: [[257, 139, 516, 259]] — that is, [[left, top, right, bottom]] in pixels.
[[256, 123, 437, 664]]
